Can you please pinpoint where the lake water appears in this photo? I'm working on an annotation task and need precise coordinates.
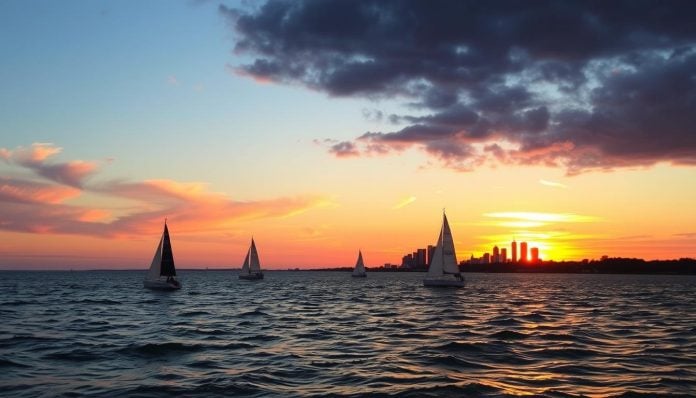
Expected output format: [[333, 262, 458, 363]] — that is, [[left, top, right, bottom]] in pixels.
[[1, 271, 694, 397]]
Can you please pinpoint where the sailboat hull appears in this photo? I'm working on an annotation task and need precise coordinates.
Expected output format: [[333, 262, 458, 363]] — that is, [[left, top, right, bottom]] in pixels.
[[423, 277, 464, 287], [351, 273, 367, 278], [143, 279, 182, 290], [239, 273, 264, 280]]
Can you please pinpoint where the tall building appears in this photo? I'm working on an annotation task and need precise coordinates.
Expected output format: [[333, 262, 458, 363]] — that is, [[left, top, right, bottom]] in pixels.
[[501, 248, 507, 263], [427, 245, 435, 266], [531, 247, 539, 263], [402, 254, 413, 267], [520, 242, 528, 263], [416, 248, 427, 267], [482, 253, 490, 264], [511, 240, 517, 262], [493, 245, 500, 263]]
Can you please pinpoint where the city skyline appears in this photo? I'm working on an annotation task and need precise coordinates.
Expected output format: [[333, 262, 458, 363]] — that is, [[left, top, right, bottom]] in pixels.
[[1, 1, 696, 269]]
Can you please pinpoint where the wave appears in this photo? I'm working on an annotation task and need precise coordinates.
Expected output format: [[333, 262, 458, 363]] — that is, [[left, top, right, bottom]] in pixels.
[[0, 357, 31, 368], [119, 342, 205, 357], [237, 308, 270, 317], [487, 316, 519, 326], [0, 334, 62, 348], [179, 310, 211, 317], [42, 349, 101, 362], [72, 298, 121, 305], [490, 330, 529, 340], [428, 354, 492, 369], [1, 300, 35, 306], [535, 347, 600, 360], [433, 341, 488, 354], [521, 312, 548, 322], [394, 382, 505, 397]]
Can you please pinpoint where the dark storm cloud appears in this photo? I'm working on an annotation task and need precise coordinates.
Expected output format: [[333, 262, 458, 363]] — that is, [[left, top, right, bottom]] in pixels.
[[223, 0, 696, 173]]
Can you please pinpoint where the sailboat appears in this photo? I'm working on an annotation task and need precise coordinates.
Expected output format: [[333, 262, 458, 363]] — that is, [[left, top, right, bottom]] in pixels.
[[239, 237, 264, 280], [423, 211, 465, 287], [352, 250, 367, 277], [143, 220, 181, 290]]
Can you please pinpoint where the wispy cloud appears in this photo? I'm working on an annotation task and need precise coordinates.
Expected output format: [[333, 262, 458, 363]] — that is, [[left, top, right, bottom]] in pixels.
[[484, 211, 598, 224], [0, 177, 80, 204], [539, 179, 568, 189], [1, 143, 98, 188], [0, 143, 329, 239], [392, 196, 416, 210]]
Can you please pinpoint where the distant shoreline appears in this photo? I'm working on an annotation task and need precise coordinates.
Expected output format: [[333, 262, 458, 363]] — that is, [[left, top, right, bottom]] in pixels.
[[1, 257, 695, 274]]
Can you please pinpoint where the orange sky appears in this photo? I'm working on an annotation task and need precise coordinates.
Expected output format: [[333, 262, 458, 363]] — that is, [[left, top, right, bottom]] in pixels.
[[1, 143, 694, 269]]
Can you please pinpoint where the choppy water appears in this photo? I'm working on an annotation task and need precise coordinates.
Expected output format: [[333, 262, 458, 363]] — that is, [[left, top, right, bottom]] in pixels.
[[1, 271, 695, 397]]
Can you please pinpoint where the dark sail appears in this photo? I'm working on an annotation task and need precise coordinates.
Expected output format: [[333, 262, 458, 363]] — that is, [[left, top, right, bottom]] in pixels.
[[160, 223, 176, 276]]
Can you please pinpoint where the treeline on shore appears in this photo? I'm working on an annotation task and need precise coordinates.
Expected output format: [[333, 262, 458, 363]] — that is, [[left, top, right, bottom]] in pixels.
[[459, 257, 696, 274]]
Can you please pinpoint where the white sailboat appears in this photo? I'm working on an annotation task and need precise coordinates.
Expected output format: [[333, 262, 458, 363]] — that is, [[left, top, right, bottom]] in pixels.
[[423, 211, 465, 287], [143, 220, 181, 290], [239, 237, 264, 280], [352, 250, 367, 277]]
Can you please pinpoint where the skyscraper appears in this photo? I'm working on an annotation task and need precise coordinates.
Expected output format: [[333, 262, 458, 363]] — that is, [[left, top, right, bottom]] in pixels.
[[427, 245, 435, 266], [493, 245, 500, 263], [511, 239, 517, 262], [531, 247, 539, 263], [501, 248, 507, 263], [520, 242, 528, 262], [416, 248, 427, 267]]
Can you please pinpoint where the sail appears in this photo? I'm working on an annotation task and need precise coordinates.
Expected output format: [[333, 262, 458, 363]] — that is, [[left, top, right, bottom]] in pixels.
[[353, 250, 366, 276], [440, 213, 460, 274], [146, 235, 164, 280], [249, 238, 261, 273], [160, 223, 176, 276], [426, 213, 460, 277], [241, 248, 250, 273]]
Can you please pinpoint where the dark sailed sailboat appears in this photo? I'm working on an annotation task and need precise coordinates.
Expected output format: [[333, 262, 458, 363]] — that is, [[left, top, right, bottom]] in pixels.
[[143, 220, 181, 290]]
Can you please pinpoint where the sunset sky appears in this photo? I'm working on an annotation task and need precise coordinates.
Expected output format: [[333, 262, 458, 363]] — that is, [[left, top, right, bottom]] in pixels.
[[1, 0, 695, 269]]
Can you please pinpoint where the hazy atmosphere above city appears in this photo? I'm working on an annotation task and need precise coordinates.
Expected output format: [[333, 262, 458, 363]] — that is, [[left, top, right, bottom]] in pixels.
[[1, 0, 695, 269]]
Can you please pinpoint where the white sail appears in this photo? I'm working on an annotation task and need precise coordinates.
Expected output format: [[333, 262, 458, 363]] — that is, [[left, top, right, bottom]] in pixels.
[[426, 212, 460, 277], [440, 213, 460, 274], [352, 250, 366, 276], [241, 248, 250, 273], [248, 238, 261, 273], [146, 234, 164, 281]]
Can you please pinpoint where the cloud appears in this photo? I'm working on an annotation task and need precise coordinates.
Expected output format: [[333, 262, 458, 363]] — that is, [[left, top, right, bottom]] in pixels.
[[539, 179, 568, 189], [328, 141, 360, 158], [223, 1, 696, 174], [2, 143, 97, 188], [484, 212, 598, 224], [0, 177, 81, 204], [0, 144, 329, 239], [392, 196, 416, 210]]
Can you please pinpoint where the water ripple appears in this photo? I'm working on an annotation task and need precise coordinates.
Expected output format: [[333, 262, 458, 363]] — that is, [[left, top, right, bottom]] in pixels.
[[0, 270, 694, 397]]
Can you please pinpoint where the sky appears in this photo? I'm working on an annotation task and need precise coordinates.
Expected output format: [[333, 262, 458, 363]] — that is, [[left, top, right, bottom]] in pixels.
[[1, 0, 695, 269]]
